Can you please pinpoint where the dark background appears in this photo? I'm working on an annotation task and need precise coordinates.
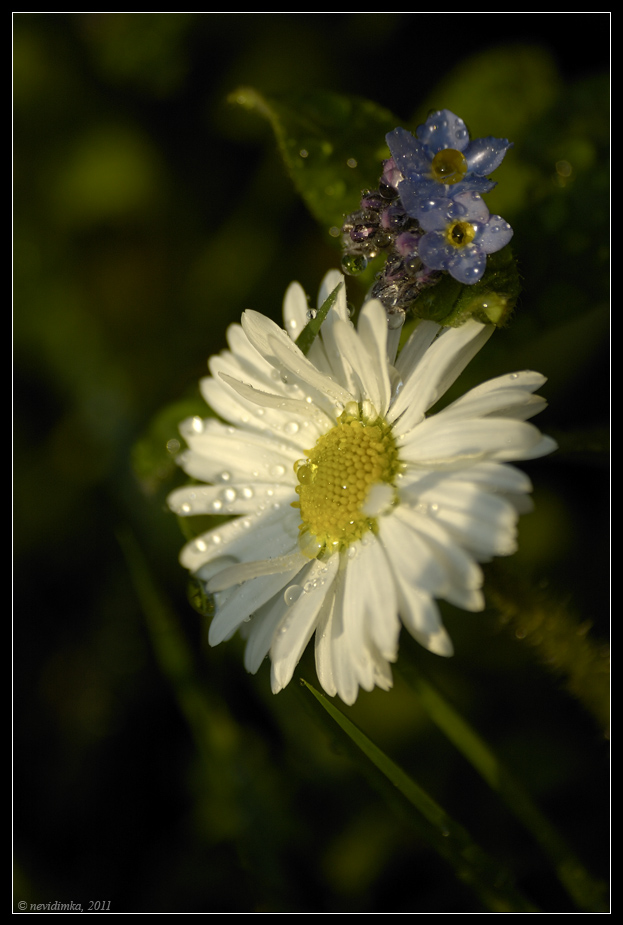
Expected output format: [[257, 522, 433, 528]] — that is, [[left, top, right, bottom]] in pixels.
[[14, 13, 609, 912]]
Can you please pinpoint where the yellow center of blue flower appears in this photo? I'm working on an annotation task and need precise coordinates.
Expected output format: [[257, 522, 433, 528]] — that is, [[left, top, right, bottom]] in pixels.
[[431, 148, 468, 184], [445, 220, 477, 248], [292, 402, 401, 557]]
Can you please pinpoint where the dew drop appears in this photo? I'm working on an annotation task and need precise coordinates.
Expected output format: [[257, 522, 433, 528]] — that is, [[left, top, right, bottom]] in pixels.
[[241, 487, 254, 499], [387, 309, 406, 330], [220, 487, 237, 503], [194, 539, 207, 552], [191, 416, 204, 433], [341, 254, 367, 276], [211, 499, 223, 512], [284, 421, 300, 435], [284, 585, 304, 606], [270, 464, 286, 477], [219, 471, 231, 482], [180, 502, 192, 514], [509, 373, 519, 380], [306, 308, 318, 320]]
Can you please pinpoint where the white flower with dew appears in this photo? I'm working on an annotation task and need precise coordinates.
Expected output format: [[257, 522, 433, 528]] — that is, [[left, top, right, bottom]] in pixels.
[[168, 271, 556, 705]]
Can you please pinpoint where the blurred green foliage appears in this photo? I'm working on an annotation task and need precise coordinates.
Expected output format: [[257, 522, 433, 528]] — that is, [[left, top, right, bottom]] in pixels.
[[14, 13, 609, 913]]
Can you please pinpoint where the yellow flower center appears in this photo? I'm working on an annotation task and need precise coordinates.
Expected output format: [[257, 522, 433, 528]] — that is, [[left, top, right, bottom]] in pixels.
[[292, 402, 401, 557], [431, 148, 468, 185], [444, 220, 477, 249]]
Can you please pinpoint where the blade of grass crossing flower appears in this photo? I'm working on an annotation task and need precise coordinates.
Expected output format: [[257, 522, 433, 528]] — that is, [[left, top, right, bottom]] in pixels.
[[300, 678, 540, 913], [405, 671, 608, 913], [295, 281, 342, 356]]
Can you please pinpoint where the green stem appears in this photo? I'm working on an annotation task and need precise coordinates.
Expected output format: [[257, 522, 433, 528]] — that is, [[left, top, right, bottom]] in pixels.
[[301, 678, 540, 913], [402, 669, 608, 912]]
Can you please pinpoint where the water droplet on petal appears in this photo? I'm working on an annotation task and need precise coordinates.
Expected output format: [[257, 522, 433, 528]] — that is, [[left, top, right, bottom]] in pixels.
[[220, 487, 237, 503], [284, 421, 299, 435], [219, 471, 231, 482], [284, 584, 304, 606], [387, 309, 406, 330]]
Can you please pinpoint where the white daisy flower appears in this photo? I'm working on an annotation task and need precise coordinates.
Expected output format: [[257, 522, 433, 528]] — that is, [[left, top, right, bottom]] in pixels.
[[168, 271, 556, 705]]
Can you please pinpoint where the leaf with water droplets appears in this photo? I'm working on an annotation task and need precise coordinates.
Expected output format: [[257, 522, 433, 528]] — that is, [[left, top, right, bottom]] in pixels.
[[229, 87, 400, 231], [132, 396, 215, 495], [408, 245, 521, 330]]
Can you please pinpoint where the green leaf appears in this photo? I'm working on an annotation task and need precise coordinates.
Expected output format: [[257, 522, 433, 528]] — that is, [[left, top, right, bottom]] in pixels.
[[295, 281, 342, 356], [301, 678, 540, 912], [132, 395, 212, 495], [414, 246, 521, 328], [229, 87, 399, 231]]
